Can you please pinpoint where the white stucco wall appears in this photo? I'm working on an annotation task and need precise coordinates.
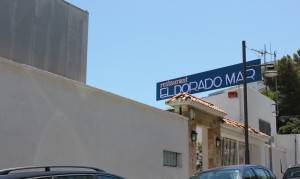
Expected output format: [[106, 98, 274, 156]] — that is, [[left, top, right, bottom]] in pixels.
[[0, 57, 189, 179], [275, 135, 300, 166], [272, 146, 287, 179], [205, 89, 243, 122], [206, 86, 295, 178], [205, 86, 277, 136]]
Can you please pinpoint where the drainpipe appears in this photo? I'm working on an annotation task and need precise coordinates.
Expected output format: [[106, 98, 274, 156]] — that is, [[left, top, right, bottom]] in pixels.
[[269, 138, 273, 171], [295, 134, 298, 165]]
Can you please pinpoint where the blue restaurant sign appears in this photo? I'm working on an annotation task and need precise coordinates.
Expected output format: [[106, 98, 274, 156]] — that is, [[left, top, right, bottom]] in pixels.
[[156, 59, 262, 100]]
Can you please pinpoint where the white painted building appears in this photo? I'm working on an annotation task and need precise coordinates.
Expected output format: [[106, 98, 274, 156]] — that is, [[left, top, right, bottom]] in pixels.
[[204, 85, 300, 178], [0, 57, 189, 179], [165, 92, 271, 176], [205, 85, 276, 136], [220, 118, 270, 167], [275, 135, 300, 167]]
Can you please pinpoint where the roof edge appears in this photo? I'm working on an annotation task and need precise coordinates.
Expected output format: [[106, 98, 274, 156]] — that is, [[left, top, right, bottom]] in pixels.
[[0, 56, 187, 122]]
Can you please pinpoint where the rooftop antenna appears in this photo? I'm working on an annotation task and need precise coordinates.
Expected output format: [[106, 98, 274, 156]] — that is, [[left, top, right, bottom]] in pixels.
[[249, 44, 275, 64], [249, 44, 277, 92]]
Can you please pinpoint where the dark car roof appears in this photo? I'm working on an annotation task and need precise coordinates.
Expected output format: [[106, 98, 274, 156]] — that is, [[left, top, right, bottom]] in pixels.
[[1, 171, 97, 179], [0, 166, 124, 179], [283, 165, 300, 179], [288, 165, 300, 169]]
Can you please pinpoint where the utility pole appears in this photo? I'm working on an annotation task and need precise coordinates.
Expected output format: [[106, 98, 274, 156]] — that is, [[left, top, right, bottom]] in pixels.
[[243, 43, 278, 165], [242, 41, 250, 164]]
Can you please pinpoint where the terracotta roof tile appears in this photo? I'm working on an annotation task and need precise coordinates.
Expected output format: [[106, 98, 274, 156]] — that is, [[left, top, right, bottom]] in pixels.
[[166, 93, 269, 138], [222, 118, 269, 137], [166, 93, 226, 114]]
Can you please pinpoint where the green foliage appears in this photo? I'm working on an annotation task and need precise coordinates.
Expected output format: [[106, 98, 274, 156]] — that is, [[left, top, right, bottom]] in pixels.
[[278, 117, 300, 134], [277, 54, 300, 116], [263, 49, 300, 133], [262, 90, 276, 101], [197, 142, 202, 153]]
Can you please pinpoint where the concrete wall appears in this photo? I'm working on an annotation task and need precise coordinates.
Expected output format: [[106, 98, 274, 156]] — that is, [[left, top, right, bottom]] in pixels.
[[0, 57, 188, 179], [0, 0, 88, 83], [250, 144, 264, 165], [275, 135, 300, 167], [206, 89, 243, 122], [205, 86, 277, 136], [272, 146, 287, 179]]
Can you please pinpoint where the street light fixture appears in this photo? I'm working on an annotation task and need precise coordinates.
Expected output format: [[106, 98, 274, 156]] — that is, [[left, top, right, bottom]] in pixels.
[[216, 137, 221, 147], [191, 130, 198, 142]]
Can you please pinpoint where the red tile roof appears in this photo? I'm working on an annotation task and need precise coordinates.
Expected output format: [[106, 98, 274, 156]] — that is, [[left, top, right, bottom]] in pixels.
[[166, 93, 269, 138], [166, 93, 226, 114], [222, 118, 269, 137]]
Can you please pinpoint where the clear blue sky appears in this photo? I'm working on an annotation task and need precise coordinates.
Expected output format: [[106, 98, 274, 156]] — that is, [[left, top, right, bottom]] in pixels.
[[68, 0, 299, 109]]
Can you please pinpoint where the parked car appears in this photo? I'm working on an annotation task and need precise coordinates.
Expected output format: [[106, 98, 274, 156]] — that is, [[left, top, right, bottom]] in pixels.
[[283, 165, 300, 179], [192, 165, 276, 179], [0, 166, 124, 179]]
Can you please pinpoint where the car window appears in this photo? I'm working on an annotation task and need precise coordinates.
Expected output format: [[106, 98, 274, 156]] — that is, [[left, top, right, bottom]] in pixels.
[[264, 169, 276, 179], [199, 169, 240, 179], [253, 168, 269, 179], [243, 169, 256, 179], [263, 169, 272, 179], [284, 167, 300, 179], [55, 175, 95, 179]]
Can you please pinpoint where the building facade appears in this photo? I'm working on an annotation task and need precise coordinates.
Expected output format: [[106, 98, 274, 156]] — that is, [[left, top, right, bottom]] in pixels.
[[0, 0, 88, 83], [165, 93, 270, 177], [204, 85, 297, 178], [0, 1, 293, 177], [0, 55, 277, 179], [0, 56, 189, 179], [205, 86, 277, 136]]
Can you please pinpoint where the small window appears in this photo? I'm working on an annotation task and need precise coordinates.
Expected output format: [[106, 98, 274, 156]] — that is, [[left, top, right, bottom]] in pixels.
[[163, 150, 182, 167], [259, 119, 271, 136]]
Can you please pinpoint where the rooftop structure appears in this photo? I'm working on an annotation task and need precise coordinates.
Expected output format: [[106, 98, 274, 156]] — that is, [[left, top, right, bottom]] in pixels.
[[0, 0, 88, 83]]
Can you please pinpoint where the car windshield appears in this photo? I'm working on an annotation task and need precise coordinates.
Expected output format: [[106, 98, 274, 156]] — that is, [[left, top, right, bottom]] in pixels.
[[285, 167, 300, 178], [198, 169, 240, 179]]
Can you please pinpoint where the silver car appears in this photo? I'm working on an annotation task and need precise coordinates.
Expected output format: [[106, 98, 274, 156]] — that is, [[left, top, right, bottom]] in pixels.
[[193, 165, 276, 179]]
